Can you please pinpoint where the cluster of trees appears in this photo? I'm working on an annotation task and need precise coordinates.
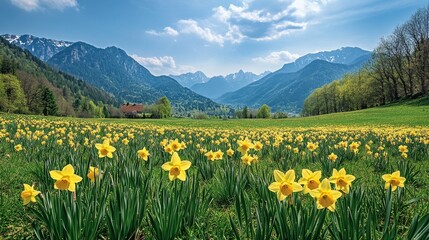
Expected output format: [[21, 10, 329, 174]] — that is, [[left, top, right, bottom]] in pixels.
[[138, 96, 172, 119], [303, 4, 429, 116], [235, 104, 276, 119]]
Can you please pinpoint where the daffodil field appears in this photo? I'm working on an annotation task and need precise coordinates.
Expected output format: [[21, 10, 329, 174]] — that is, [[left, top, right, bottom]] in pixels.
[[1, 114, 429, 239]]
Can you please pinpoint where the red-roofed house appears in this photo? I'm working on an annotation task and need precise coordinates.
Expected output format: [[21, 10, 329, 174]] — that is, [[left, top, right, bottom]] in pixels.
[[120, 103, 144, 118]]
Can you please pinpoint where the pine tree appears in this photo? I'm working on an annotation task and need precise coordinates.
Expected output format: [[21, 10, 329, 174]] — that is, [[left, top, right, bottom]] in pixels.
[[41, 87, 58, 116]]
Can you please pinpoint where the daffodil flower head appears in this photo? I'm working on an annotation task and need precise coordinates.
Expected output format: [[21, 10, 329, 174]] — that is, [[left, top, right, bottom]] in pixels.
[[137, 147, 150, 161], [95, 139, 116, 158], [310, 178, 342, 212], [21, 184, 41, 205], [329, 168, 356, 194], [161, 152, 191, 181], [268, 169, 303, 201], [87, 166, 100, 182], [382, 170, 406, 191], [49, 164, 83, 192], [237, 138, 254, 155], [298, 169, 322, 194]]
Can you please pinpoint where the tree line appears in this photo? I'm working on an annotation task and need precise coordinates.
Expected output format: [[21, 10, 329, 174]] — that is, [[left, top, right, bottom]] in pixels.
[[303, 4, 429, 116]]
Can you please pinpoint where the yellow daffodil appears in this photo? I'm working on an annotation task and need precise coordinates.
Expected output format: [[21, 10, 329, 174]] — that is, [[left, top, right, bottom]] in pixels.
[[328, 153, 338, 162], [214, 150, 224, 160], [329, 168, 356, 194], [169, 139, 181, 152], [241, 154, 253, 165], [237, 138, 254, 155], [95, 139, 116, 158], [49, 164, 83, 192], [87, 166, 100, 182], [310, 178, 342, 212], [14, 144, 22, 152], [205, 150, 215, 161], [382, 171, 406, 191], [21, 184, 40, 205], [398, 145, 408, 153], [137, 147, 150, 161], [161, 152, 191, 181], [298, 169, 322, 194], [307, 142, 318, 151], [227, 148, 234, 156], [254, 141, 263, 151], [268, 169, 303, 201]]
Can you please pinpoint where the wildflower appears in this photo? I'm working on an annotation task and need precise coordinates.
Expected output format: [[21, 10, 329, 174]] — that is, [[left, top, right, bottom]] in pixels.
[[237, 138, 254, 155], [310, 178, 342, 212], [307, 142, 318, 151], [241, 154, 253, 165], [349, 142, 360, 153], [137, 147, 150, 161], [329, 168, 356, 194], [95, 139, 116, 158], [398, 145, 408, 153], [254, 141, 263, 151], [87, 167, 100, 182], [122, 138, 129, 145], [21, 184, 40, 205], [298, 169, 322, 194], [164, 145, 174, 154], [14, 144, 23, 152], [382, 171, 406, 191], [161, 152, 191, 181], [214, 150, 224, 160], [227, 148, 234, 156], [169, 139, 181, 152], [204, 150, 214, 161], [268, 169, 303, 201], [328, 153, 338, 162], [49, 164, 83, 192]]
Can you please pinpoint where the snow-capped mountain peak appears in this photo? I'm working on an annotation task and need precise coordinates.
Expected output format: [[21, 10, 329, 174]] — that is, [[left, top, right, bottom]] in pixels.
[[1, 34, 74, 61]]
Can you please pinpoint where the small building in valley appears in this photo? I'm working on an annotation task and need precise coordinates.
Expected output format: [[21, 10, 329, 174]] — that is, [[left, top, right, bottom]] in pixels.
[[120, 103, 144, 118]]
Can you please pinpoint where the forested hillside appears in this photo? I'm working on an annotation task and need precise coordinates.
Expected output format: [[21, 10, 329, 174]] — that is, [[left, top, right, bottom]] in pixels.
[[303, 5, 429, 116], [0, 37, 119, 117]]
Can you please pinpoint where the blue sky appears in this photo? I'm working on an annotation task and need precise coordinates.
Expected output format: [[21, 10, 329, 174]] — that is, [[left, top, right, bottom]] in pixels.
[[0, 0, 427, 77]]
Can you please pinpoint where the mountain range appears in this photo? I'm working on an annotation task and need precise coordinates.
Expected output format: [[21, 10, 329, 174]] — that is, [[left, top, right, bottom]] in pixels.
[[0, 37, 117, 117], [2, 34, 72, 61], [2, 34, 220, 113], [169, 71, 209, 88], [217, 48, 372, 112], [171, 70, 270, 99], [3, 33, 371, 114]]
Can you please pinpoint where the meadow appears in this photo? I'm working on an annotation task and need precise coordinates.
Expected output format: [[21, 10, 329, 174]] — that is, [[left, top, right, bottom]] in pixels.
[[1, 101, 429, 239]]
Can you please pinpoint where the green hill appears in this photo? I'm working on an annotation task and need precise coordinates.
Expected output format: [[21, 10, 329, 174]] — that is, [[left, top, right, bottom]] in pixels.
[[0, 37, 118, 117], [110, 97, 429, 128]]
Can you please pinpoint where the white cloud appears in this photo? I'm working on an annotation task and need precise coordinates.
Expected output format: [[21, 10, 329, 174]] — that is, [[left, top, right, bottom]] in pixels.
[[41, 0, 77, 10], [11, 0, 78, 11], [146, 26, 179, 36], [131, 54, 196, 76], [11, 0, 39, 11], [287, 0, 323, 18], [148, 0, 333, 45], [253, 50, 300, 64], [178, 19, 225, 46]]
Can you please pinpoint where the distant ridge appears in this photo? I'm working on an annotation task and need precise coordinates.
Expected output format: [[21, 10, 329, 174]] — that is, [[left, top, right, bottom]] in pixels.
[[217, 48, 371, 113]]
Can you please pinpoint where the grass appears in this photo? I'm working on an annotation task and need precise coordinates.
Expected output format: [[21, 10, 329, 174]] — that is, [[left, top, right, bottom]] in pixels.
[[0, 98, 428, 239], [95, 97, 429, 128]]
